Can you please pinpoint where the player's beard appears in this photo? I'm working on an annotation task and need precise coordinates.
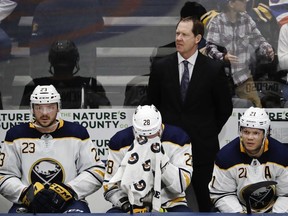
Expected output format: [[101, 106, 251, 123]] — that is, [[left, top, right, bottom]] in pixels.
[[34, 114, 59, 132]]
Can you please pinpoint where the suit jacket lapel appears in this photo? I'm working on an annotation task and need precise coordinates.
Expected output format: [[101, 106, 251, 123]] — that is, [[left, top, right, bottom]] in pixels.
[[170, 53, 183, 105]]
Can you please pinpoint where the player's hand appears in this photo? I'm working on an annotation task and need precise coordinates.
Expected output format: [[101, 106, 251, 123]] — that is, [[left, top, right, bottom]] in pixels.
[[120, 197, 130, 213], [20, 182, 45, 207], [20, 182, 60, 213], [45, 182, 76, 212]]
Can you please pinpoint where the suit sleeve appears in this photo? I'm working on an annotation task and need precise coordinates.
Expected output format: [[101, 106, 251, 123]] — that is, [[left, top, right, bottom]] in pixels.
[[147, 60, 162, 108], [212, 62, 233, 133]]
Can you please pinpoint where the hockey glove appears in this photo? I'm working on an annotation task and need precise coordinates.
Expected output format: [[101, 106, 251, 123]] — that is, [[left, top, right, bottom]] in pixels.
[[20, 182, 59, 213], [45, 182, 77, 213], [20, 182, 45, 207], [119, 197, 131, 213], [104, 187, 131, 212]]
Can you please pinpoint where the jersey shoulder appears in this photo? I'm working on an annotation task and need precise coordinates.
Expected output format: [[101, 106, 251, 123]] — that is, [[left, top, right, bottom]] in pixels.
[[265, 137, 288, 166], [54, 120, 90, 140], [215, 137, 243, 169], [161, 124, 191, 147], [108, 126, 134, 151], [4, 122, 34, 142], [109, 124, 191, 151]]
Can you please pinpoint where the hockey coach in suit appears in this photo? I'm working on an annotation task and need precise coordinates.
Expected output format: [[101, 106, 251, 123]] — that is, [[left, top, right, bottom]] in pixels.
[[148, 17, 233, 212]]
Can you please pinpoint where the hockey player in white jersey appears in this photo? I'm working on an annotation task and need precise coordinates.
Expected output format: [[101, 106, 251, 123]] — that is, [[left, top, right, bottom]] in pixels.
[[209, 107, 288, 213], [103, 105, 193, 213], [0, 85, 105, 213]]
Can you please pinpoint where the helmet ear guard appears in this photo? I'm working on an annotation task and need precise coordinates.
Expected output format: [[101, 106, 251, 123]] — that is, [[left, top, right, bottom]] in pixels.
[[132, 105, 162, 137]]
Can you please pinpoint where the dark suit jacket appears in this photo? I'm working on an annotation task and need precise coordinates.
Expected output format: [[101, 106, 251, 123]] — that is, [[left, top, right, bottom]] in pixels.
[[148, 52, 233, 166]]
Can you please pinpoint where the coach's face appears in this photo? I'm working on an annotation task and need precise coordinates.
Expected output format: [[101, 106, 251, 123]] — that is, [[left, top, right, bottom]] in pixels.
[[176, 20, 200, 59]]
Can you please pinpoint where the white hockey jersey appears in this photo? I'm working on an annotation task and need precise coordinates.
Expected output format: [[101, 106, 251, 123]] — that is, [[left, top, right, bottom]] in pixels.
[[209, 136, 288, 213], [0, 119, 105, 203], [103, 124, 193, 209]]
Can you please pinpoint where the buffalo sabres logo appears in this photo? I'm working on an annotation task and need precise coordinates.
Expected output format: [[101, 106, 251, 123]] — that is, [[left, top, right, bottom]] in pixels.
[[142, 159, 151, 171], [30, 159, 64, 187], [240, 182, 276, 212], [150, 142, 161, 153], [133, 180, 146, 191], [16, 207, 28, 213], [248, 185, 276, 212], [128, 152, 139, 164]]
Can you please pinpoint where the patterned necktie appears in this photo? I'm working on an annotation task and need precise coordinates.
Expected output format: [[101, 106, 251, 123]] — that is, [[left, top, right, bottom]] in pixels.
[[180, 60, 189, 101]]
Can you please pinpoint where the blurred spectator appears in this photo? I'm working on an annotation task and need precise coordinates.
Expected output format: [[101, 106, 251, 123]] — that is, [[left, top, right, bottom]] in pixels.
[[206, 0, 275, 108], [30, 0, 104, 54], [20, 40, 110, 109], [0, 0, 43, 47], [247, 3, 279, 51], [0, 0, 17, 61], [29, 0, 103, 79], [278, 23, 288, 71], [276, 23, 288, 105]]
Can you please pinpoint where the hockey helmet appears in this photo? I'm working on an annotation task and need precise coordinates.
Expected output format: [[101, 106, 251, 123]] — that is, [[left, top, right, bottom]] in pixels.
[[239, 107, 270, 137], [133, 105, 162, 136], [30, 85, 61, 107], [48, 40, 79, 74]]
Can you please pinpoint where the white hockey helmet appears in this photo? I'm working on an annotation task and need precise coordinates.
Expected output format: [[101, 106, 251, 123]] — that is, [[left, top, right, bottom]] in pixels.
[[132, 105, 162, 136], [239, 107, 270, 137], [30, 85, 61, 107]]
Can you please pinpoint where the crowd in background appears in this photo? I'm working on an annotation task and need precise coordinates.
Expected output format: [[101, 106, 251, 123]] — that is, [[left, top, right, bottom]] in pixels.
[[0, 0, 288, 109]]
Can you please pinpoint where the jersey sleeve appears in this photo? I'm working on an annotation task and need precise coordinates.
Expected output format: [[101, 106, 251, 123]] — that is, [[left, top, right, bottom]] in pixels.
[[161, 142, 192, 194], [209, 164, 243, 213], [272, 166, 288, 213], [67, 132, 105, 200], [103, 143, 128, 208], [0, 139, 27, 203]]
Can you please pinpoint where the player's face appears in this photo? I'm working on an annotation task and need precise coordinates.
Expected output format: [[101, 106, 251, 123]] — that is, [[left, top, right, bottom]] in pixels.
[[33, 103, 58, 127], [240, 127, 265, 156], [176, 20, 200, 59]]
